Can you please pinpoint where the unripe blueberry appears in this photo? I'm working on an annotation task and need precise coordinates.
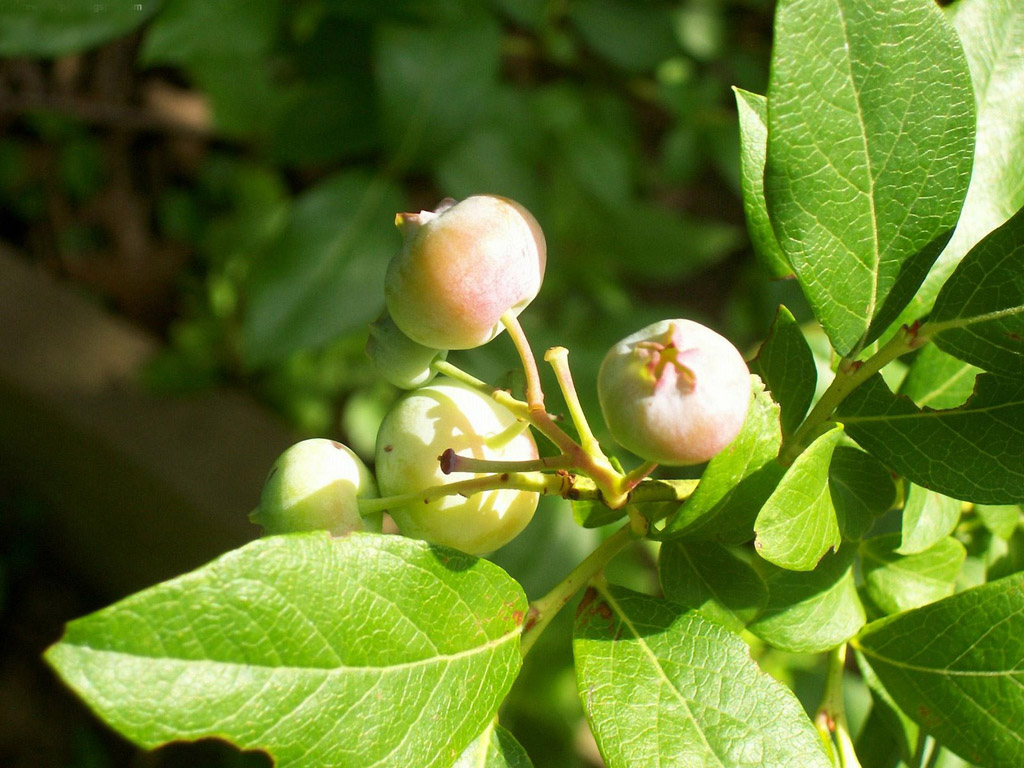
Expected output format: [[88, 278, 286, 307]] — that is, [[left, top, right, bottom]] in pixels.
[[598, 319, 751, 466], [250, 438, 380, 536], [385, 195, 547, 350], [375, 378, 539, 555], [366, 309, 447, 389]]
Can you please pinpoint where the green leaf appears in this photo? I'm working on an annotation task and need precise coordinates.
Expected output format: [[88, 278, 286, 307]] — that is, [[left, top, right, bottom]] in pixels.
[[861, 534, 966, 615], [898, 343, 981, 410], [454, 722, 533, 768], [573, 584, 831, 768], [748, 546, 865, 653], [904, 0, 1024, 324], [899, 483, 962, 555], [928, 205, 1024, 377], [853, 574, 1024, 767], [242, 172, 404, 366], [754, 425, 844, 571], [854, 650, 919, 763], [44, 533, 525, 768], [140, 0, 279, 65], [976, 504, 1021, 541], [750, 305, 816, 437], [839, 373, 1024, 504], [659, 542, 768, 633], [660, 376, 784, 542], [765, 0, 975, 355], [568, 0, 679, 73], [0, 0, 159, 57], [375, 16, 501, 170], [733, 88, 792, 279], [828, 445, 897, 541]]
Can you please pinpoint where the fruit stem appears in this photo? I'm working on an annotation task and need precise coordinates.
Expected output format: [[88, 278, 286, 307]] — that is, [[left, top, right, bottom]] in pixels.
[[439, 449, 574, 475], [780, 323, 922, 465], [815, 643, 862, 768], [357, 474, 700, 516], [501, 312, 546, 412], [520, 519, 637, 657], [544, 346, 600, 454]]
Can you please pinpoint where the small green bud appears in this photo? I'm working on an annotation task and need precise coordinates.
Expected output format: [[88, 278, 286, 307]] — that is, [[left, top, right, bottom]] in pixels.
[[250, 438, 380, 536]]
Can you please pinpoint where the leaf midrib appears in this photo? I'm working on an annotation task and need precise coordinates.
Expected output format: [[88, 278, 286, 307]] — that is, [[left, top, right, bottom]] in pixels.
[[54, 626, 521, 675]]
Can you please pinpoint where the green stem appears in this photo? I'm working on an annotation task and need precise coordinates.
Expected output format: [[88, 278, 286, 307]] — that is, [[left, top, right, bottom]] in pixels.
[[439, 450, 574, 475], [780, 323, 923, 465], [815, 644, 862, 768], [544, 346, 600, 454], [501, 312, 546, 411], [430, 359, 531, 418], [358, 474, 700, 517], [520, 521, 636, 657]]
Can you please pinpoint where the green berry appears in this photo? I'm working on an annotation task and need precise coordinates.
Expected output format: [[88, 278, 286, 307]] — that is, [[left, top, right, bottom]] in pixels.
[[366, 309, 447, 389], [250, 439, 380, 536], [385, 195, 547, 350], [598, 319, 751, 466], [375, 378, 539, 555]]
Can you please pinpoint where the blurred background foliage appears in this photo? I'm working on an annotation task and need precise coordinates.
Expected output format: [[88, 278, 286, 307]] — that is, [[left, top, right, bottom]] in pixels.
[[0, 1, 829, 766]]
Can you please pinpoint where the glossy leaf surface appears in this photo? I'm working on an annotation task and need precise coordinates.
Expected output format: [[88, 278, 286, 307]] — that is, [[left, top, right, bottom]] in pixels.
[[45, 533, 526, 768], [765, 0, 974, 354], [574, 584, 830, 768]]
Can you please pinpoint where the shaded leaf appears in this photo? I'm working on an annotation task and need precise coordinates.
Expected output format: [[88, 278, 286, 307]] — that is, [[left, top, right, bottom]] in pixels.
[[242, 172, 404, 366], [828, 445, 897, 541], [44, 533, 526, 768], [853, 574, 1024, 767], [975, 504, 1021, 541], [0, 0, 159, 57], [861, 534, 966, 615], [375, 16, 501, 170], [839, 373, 1024, 504], [750, 305, 816, 437], [661, 377, 784, 542], [853, 650, 919, 764], [928, 204, 1024, 377], [765, 0, 974, 355], [898, 343, 980, 410], [899, 483, 962, 555], [568, 0, 679, 72], [733, 88, 792, 278], [659, 542, 768, 633], [754, 426, 844, 571], [454, 722, 533, 768], [748, 546, 865, 653], [574, 585, 830, 768]]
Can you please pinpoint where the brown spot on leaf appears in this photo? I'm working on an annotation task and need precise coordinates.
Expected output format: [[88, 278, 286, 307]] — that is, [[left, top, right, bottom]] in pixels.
[[383, 444, 393, 452]]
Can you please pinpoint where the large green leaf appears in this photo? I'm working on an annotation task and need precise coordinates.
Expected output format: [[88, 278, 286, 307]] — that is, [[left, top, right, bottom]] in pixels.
[[748, 546, 865, 653], [754, 426, 844, 571], [573, 584, 830, 768], [0, 0, 159, 57], [899, 483, 962, 555], [454, 722, 533, 768], [660, 377, 784, 541], [765, 0, 975, 355], [904, 0, 1024, 323], [659, 542, 768, 633], [242, 172, 404, 366], [750, 305, 816, 437], [44, 533, 526, 768], [853, 575, 1024, 767], [854, 651, 919, 763], [140, 0, 279, 65], [733, 89, 792, 279], [928, 205, 1024, 377], [861, 534, 966, 615], [375, 16, 501, 170], [828, 445, 897, 540], [839, 373, 1024, 504], [898, 343, 980, 410]]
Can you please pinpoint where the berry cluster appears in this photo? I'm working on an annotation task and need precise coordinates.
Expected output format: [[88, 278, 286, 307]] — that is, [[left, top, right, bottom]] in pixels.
[[250, 195, 752, 554]]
